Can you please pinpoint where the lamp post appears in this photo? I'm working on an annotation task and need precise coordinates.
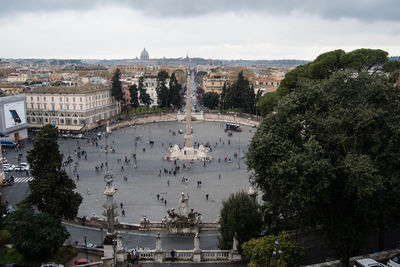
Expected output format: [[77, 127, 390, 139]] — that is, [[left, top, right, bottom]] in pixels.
[[272, 239, 282, 267], [112, 238, 117, 267]]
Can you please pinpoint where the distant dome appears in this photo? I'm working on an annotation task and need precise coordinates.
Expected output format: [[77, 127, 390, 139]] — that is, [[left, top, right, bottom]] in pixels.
[[140, 48, 149, 61]]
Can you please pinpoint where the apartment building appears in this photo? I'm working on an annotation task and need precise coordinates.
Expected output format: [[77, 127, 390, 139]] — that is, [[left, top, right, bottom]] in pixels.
[[24, 85, 119, 131], [254, 77, 282, 95], [203, 73, 229, 94]]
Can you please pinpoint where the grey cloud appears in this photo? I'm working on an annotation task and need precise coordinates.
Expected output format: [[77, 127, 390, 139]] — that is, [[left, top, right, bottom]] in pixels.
[[1, 0, 399, 22]]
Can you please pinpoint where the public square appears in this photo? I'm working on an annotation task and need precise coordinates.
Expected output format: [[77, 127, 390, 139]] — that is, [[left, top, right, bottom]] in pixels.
[[3, 120, 256, 224]]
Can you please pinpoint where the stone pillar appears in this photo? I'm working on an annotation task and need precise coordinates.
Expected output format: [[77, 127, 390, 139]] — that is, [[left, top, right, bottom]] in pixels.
[[192, 232, 201, 263], [184, 67, 193, 148], [230, 233, 241, 262], [116, 234, 126, 262], [155, 232, 164, 263]]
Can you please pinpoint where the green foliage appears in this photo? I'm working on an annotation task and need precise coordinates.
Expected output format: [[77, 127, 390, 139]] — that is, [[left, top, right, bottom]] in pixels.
[[221, 71, 256, 114], [0, 247, 24, 264], [26, 125, 82, 219], [129, 84, 139, 109], [260, 48, 390, 116], [4, 204, 69, 261], [247, 70, 400, 266], [258, 91, 278, 117], [218, 191, 263, 251], [137, 76, 152, 107], [111, 68, 123, 101], [169, 71, 183, 109], [203, 92, 219, 109], [156, 70, 170, 108], [0, 230, 11, 247], [242, 231, 305, 267]]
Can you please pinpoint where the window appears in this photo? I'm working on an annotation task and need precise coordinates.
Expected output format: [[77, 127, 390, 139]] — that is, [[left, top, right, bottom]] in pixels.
[[51, 104, 55, 111], [60, 96, 62, 102], [37, 104, 41, 109], [60, 104, 63, 110], [30, 96, 33, 101], [73, 104, 76, 110], [32, 117, 36, 122], [30, 103, 34, 109], [45, 118, 48, 123], [73, 97, 76, 102], [66, 97, 69, 102], [51, 120, 57, 126], [60, 119, 64, 124], [80, 104, 83, 110], [80, 97, 82, 102], [43, 103, 47, 109], [37, 96, 40, 101], [66, 119, 71, 125], [66, 104, 70, 110], [43, 96, 46, 101], [51, 96, 54, 102], [73, 119, 78, 124]]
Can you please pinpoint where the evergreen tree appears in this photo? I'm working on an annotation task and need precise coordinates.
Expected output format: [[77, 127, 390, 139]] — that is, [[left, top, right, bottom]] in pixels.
[[156, 70, 170, 108], [26, 125, 82, 219], [203, 92, 219, 109], [129, 84, 139, 109], [224, 71, 256, 114], [169, 71, 182, 109], [111, 68, 123, 102], [138, 76, 152, 107], [218, 191, 263, 251]]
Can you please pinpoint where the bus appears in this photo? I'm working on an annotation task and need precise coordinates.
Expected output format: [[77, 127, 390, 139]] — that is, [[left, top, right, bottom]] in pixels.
[[225, 123, 242, 132], [0, 139, 17, 148]]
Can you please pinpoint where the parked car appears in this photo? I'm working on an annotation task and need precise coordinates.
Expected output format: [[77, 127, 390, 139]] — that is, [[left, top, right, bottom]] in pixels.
[[354, 258, 386, 267], [2, 164, 15, 172], [74, 259, 92, 266], [61, 133, 71, 139], [14, 163, 30, 172], [73, 134, 85, 139], [387, 253, 400, 267]]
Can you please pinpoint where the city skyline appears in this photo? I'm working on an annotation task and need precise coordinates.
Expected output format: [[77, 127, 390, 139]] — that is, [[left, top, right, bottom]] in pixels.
[[0, 0, 399, 60]]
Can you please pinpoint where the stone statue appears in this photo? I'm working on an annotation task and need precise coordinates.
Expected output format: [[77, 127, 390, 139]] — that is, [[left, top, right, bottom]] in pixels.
[[178, 192, 189, 216]]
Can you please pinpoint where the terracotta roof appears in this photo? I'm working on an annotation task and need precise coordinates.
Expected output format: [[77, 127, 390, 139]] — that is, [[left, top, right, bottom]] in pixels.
[[23, 85, 110, 94]]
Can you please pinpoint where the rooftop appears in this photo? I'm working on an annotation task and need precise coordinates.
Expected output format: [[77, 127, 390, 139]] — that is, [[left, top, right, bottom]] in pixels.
[[23, 85, 110, 94]]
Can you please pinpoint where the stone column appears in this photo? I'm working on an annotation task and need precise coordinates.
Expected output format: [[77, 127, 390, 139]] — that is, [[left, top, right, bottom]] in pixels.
[[155, 232, 164, 263], [184, 68, 193, 149], [192, 232, 201, 263]]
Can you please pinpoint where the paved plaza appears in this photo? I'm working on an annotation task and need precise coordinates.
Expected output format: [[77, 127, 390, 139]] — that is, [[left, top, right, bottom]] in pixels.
[[2, 120, 256, 224], [69, 120, 255, 223]]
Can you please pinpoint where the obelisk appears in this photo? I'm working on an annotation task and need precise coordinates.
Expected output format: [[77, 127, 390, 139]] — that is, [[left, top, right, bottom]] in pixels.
[[184, 68, 193, 149]]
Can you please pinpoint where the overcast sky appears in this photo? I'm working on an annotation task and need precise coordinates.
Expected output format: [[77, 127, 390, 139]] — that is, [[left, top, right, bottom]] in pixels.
[[0, 0, 399, 60]]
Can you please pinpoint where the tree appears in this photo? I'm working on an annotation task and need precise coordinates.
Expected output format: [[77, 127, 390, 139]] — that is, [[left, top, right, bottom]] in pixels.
[[242, 231, 305, 267], [218, 191, 263, 251], [4, 203, 70, 260], [156, 70, 170, 108], [111, 68, 123, 102], [129, 84, 139, 109], [259, 49, 390, 116], [224, 71, 256, 114], [169, 71, 182, 109], [247, 70, 400, 266], [138, 76, 152, 108], [203, 92, 219, 109], [26, 125, 82, 219]]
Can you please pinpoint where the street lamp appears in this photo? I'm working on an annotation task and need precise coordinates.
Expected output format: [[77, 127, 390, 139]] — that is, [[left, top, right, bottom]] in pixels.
[[272, 239, 282, 267], [112, 238, 117, 267]]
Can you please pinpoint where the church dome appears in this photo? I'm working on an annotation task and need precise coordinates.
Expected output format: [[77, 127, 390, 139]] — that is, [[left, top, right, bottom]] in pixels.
[[140, 48, 149, 61]]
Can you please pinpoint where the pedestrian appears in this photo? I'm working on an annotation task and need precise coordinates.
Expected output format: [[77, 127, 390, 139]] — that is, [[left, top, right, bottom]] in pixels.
[[157, 194, 160, 200], [164, 199, 167, 206], [122, 210, 125, 217], [219, 173, 221, 180], [121, 166, 124, 172], [206, 193, 209, 200], [76, 174, 80, 181], [167, 180, 170, 187], [120, 202, 123, 209]]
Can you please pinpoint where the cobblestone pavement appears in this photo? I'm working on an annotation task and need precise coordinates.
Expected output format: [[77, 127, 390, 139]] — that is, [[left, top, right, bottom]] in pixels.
[[2, 120, 256, 224]]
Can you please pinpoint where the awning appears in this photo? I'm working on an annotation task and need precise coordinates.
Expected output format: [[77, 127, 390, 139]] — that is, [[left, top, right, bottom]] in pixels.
[[57, 125, 84, 131]]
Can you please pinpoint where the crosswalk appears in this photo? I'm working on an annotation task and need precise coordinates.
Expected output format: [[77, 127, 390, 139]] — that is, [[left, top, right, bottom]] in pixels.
[[13, 177, 34, 183]]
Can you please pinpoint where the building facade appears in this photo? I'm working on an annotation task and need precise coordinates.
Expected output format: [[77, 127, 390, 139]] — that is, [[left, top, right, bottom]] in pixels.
[[254, 77, 281, 95], [24, 86, 119, 131], [202, 73, 229, 94]]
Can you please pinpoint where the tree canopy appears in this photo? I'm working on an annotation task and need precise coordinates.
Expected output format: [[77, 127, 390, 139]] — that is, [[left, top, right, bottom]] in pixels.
[[218, 191, 263, 251], [221, 71, 256, 114], [111, 68, 123, 102], [247, 68, 400, 266], [258, 48, 391, 115], [129, 83, 139, 109], [26, 124, 82, 219], [156, 70, 170, 108], [169, 71, 183, 109], [203, 92, 219, 109], [138, 76, 152, 107], [242, 231, 305, 267], [4, 203, 69, 260]]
